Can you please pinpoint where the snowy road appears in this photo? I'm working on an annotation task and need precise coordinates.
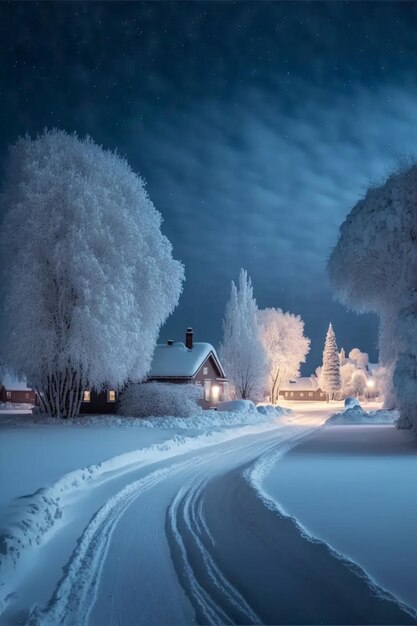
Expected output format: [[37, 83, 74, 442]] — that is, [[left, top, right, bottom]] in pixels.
[[3, 408, 416, 625]]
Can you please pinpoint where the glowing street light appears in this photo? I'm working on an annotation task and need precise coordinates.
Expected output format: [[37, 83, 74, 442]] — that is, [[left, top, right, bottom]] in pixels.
[[366, 378, 375, 401]]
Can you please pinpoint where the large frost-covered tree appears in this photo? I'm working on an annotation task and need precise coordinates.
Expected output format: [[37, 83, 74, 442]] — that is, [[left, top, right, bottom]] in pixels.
[[257, 308, 310, 404], [328, 161, 417, 428], [0, 129, 184, 418], [219, 269, 267, 401], [321, 323, 341, 400]]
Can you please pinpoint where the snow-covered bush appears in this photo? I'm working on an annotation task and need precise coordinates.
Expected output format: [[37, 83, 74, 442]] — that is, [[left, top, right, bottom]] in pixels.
[[328, 161, 417, 429], [327, 406, 397, 425], [217, 399, 257, 413], [344, 396, 360, 408], [0, 130, 184, 418], [118, 382, 202, 418], [257, 308, 310, 404], [219, 269, 268, 401]]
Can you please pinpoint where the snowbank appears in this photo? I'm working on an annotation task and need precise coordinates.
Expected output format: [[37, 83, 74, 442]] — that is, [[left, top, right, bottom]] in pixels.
[[326, 406, 398, 425], [0, 404, 290, 431], [0, 403, 33, 411], [344, 396, 360, 408], [218, 399, 257, 413], [265, 426, 417, 611]]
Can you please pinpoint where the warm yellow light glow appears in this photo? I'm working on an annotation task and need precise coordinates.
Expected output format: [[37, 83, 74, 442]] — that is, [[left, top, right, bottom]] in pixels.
[[366, 379, 375, 388], [108, 390, 116, 402], [211, 385, 220, 401], [83, 390, 91, 402]]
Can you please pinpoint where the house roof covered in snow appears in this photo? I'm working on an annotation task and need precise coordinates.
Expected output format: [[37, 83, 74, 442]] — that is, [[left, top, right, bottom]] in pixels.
[[0, 373, 32, 391], [148, 342, 226, 379], [280, 376, 320, 391]]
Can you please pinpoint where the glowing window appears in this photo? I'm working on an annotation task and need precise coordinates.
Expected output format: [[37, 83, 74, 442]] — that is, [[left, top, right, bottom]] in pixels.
[[211, 385, 220, 402], [309, 392, 313, 397], [83, 390, 91, 403], [6, 391, 11, 399], [108, 390, 116, 403], [300, 392, 304, 397], [203, 367, 208, 375]]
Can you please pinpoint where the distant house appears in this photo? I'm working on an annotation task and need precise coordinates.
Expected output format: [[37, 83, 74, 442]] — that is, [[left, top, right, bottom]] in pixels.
[[147, 328, 228, 409], [279, 376, 326, 401], [80, 328, 228, 414], [0, 374, 37, 405]]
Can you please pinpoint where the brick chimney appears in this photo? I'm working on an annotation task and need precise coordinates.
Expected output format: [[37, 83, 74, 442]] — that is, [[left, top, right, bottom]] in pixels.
[[185, 327, 194, 349]]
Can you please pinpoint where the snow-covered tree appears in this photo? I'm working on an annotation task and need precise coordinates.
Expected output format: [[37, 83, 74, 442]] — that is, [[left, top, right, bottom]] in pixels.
[[348, 348, 369, 370], [339, 361, 357, 398], [328, 161, 417, 428], [219, 269, 268, 401], [257, 308, 310, 404], [321, 323, 341, 400], [0, 130, 184, 418], [350, 370, 367, 397]]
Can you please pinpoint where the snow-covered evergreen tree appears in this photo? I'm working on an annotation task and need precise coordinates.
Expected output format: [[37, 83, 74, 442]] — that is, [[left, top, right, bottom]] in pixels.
[[0, 130, 184, 418], [219, 269, 267, 401], [257, 308, 310, 404], [328, 161, 417, 427], [321, 323, 341, 400]]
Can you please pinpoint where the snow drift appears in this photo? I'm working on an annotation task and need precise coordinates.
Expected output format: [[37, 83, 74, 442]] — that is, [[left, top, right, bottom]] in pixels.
[[326, 406, 398, 425]]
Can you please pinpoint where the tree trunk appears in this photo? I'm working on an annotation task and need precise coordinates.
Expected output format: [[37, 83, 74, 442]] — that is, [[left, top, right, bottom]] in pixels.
[[271, 367, 280, 405], [38, 368, 85, 418]]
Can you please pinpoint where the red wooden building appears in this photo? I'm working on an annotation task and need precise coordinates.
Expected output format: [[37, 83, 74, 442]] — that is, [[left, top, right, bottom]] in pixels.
[[0, 374, 37, 405], [278, 376, 326, 401]]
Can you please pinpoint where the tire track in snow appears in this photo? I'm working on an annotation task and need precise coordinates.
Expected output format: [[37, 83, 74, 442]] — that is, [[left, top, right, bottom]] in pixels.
[[26, 455, 208, 626], [168, 425, 417, 625], [26, 429, 292, 626], [165, 428, 315, 626]]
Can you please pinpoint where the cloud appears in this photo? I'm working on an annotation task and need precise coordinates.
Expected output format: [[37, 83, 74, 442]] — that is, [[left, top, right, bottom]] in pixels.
[[120, 80, 417, 366]]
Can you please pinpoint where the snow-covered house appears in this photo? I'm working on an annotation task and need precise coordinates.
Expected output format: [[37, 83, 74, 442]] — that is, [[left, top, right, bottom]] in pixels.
[[0, 374, 37, 405], [147, 328, 228, 409], [279, 376, 326, 401]]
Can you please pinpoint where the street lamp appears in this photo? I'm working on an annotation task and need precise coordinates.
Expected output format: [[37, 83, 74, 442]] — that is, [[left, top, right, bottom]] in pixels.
[[366, 378, 375, 401]]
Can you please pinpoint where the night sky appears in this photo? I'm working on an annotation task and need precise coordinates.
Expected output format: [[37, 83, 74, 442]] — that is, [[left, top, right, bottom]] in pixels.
[[2, 1, 417, 372]]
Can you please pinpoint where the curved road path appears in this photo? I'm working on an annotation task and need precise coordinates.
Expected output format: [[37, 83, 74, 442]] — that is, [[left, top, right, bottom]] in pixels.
[[6, 409, 416, 626]]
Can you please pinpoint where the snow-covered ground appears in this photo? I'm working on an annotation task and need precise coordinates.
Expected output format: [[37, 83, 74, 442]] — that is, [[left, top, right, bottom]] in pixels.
[[264, 421, 417, 613], [0, 402, 416, 625]]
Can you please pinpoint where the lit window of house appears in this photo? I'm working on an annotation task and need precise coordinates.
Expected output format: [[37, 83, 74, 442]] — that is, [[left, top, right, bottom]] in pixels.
[[211, 384, 220, 403], [203, 367, 208, 375], [108, 390, 116, 402], [300, 392, 304, 397], [83, 390, 91, 403], [309, 392, 313, 397], [6, 391, 11, 399], [290, 392, 294, 397], [204, 380, 211, 401]]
